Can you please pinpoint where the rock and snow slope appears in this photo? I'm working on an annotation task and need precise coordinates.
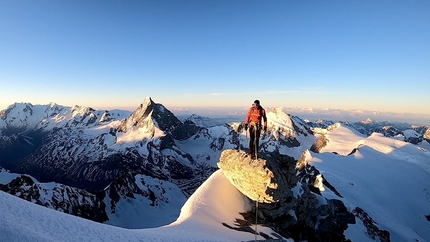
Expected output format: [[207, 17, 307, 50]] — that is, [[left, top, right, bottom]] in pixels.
[[306, 123, 430, 241], [1, 130, 430, 241], [0, 170, 281, 242], [1, 98, 429, 241]]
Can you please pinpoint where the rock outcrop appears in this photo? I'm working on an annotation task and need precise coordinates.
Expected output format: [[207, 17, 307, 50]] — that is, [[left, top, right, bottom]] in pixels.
[[352, 207, 390, 242], [425, 128, 430, 144], [218, 150, 290, 203], [218, 149, 356, 242]]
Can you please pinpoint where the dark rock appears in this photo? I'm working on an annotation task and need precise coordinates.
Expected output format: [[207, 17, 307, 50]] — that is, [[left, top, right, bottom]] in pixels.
[[310, 134, 328, 153], [0, 174, 109, 223], [374, 126, 402, 137], [218, 149, 356, 242], [353, 207, 391, 242], [405, 136, 422, 145]]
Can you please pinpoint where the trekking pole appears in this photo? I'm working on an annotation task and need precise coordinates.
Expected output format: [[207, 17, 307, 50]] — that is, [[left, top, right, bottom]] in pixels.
[[244, 129, 247, 153], [244, 123, 247, 139], [255, 195, 259, 242], [254, 127, 259, 159]]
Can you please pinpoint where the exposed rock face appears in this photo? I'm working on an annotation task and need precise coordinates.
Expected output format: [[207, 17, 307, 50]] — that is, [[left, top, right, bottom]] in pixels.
[[218, 149, 356, 242], [373, 126, 402, 137], [0, 167, 189, 229], [0, 172, 108, 223], [309, 133, 328, 153], [425, 128, 430, 144], [352, 207, 390, 242], [218, 150, 289, 203], [117, 97, 179, 134]]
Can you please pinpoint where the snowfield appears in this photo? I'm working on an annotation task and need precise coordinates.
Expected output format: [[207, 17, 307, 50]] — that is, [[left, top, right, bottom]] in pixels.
[[308, 124, 430, 241], [0, 170, 282, 242]]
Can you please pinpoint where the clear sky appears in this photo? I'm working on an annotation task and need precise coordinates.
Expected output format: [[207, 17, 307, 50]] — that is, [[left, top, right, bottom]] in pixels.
[[1, 1, 429, 119]]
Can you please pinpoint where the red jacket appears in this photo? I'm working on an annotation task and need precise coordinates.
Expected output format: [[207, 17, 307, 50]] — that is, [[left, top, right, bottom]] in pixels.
[[245, 106, 267, 127]]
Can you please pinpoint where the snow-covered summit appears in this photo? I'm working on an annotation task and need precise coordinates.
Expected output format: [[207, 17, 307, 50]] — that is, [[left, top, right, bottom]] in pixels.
[[117, 97, 201, 142], [266, 107, 296, 137], [0, 102, 130, 131]]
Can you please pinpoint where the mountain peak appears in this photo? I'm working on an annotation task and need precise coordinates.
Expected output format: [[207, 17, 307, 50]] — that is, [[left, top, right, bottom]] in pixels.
[[184, 114, 218, 127], [70, 105, 95, 117], [142, 96, 153, 107], [361, 118, 373, 124], [117, 97, 182, 135]]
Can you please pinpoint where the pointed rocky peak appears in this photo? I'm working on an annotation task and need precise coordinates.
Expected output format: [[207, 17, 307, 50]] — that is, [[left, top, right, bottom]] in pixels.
[[117, 97, 182, 135]]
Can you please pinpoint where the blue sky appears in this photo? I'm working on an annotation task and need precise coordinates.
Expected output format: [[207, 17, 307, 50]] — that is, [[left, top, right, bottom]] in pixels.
[[1, 1, 429, 121]]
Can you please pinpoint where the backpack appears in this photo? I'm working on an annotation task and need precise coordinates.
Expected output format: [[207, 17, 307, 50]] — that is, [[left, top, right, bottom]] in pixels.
[[250, 106, 264, 126]]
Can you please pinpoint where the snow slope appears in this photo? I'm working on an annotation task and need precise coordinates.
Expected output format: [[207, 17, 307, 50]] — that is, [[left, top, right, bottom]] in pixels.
[[308, 123, 430, 241], [0, 170, 282, 242]]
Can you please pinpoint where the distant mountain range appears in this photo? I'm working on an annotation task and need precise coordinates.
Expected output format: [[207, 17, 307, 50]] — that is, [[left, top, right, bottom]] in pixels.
[[0, 97, 429, 239], [278, 107, 430, 126]]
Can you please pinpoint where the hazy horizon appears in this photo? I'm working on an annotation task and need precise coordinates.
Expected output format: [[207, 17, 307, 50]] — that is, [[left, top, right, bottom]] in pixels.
[[171, 106, 430, 126], [1, 100, 428, 126]]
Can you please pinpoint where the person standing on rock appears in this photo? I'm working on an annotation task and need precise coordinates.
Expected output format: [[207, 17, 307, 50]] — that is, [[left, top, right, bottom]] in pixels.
[[245, 100, 267, 159]]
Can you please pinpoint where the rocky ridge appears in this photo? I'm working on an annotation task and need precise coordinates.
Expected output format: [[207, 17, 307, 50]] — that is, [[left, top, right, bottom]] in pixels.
[[218, 149, 358, 241]]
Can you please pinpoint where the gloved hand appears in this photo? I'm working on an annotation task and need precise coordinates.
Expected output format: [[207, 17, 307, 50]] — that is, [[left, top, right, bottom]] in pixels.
[[244, 124, 248, 131], [264, 126, 267, 132]]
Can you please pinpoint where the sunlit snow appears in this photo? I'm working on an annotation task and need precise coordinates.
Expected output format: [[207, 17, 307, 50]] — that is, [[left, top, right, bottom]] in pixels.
[[0, 170, 283, 242], [307, 123, 430, 241]]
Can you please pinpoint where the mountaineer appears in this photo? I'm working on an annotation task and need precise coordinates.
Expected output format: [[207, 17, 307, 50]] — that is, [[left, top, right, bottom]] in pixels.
[[244, 100, 267, 159]]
